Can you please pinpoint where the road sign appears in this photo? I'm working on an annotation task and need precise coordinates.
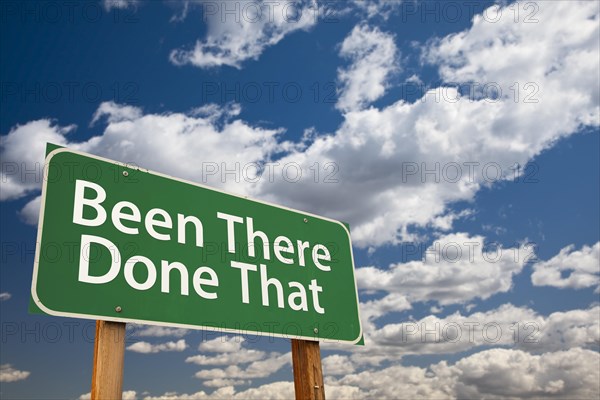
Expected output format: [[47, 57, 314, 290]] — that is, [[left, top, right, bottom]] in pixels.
[[31, 146, 362, 344]]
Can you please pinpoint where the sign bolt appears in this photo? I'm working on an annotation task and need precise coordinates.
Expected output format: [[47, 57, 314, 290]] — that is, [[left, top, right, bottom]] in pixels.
[[122, 171, 129, 177], [313, 327, 318, 334], [115, 306, 122, 313], [304, 218, 308, 223]]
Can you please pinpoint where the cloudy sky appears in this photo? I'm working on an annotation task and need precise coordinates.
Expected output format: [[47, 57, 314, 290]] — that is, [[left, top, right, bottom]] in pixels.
[[1, 0, 599, 399]]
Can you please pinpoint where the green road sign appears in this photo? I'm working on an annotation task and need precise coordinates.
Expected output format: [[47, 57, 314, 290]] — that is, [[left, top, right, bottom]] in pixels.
[[31, 146, 362, 344]]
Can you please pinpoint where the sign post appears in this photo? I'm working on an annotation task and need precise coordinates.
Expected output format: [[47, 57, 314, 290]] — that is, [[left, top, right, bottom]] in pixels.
[[31, 145, 362, 399], [292, 339, 325, 400], [91, 321, 126, 400]]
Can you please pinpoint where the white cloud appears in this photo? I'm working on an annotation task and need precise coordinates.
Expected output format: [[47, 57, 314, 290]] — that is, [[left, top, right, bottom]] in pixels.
[[197, 335, 245, 353], [524, 306, 600, 353], [368, 304, 600, 356], [186, 349, 265, 366], [330, 347, 600, 400], [322, 354, 355, 376], [3, 2, 598, 249], [430, 305, 443, 314], [168, 1, 191, 23], [0, 364, 30, 382], [143, 382, 293, 400], [140, 382, 373, 400], [351, 0, 402, 20], [169, 1, 317, 69], [132, 325, 189, 338], [0, 292, 11, 301], [75, 103, 285, 195], [1, 102, 287, 225], [336, 25, 398, 112], [203, 378, 248, 388], [18, 195, 41, 225], [532, 242, 600, 290], [189, 102, 241, 121], [450, 348, 600, 399], [356, 233, 533, 305], [0, 120, 72, 201], [194, 352, 291, 381], [255, 1, 599, 247], [187, 337, 281, 385], [358, 292, 411, 338], [127, 339, 188, 354], [330, 362, 454, 399], [325, 383, 367, 399], [123, 390, 138, 399], [91, 101, 143, 125], [223, 381, 293, 399], [322, 302, 599, 372], [79, 390, 137, 400], [3, 2, 597, 398], [425, 2, 599, 128], [101, 0, 138, 12], [85, 347, 600, 399]]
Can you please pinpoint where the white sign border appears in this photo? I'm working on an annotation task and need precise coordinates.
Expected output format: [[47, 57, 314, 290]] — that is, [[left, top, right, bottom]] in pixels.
[[31, 146, 363, 345]]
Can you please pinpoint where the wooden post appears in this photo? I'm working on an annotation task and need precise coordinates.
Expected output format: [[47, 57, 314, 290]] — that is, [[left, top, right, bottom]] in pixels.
[[291, 339, 325, 400], [91, 321, 126, 400]]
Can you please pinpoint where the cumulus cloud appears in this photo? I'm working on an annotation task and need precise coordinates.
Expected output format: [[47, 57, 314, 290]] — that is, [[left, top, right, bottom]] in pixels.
[[532, 242, 600, 290], [0, 120, 72, 201], [126, 339, 188, 354], [358, 292, 411, 338], [186, 349, 265, 366], [0, 364, 30, 382], [368, 304, 600, 356], [322, 301, 599, 372], [197, 335, 245, 353], [330, 362, 454, 399], [169, 0, 317, 69], [142, 381, 294, 400], [322, 354, 355, 376], [203, 378, 248, 388], [369, 303, 537, 356], [255, 1, 599, 247], [193, 352, 291, 382], [330, 347, 600, 400], [425, 2, 599, 126], [5, 2, 600, 400], [132, 325, 189, 338], [175, 336, 292, 388], [336, 25, 398, 112], [1, 101, 288, 224], [2, 2, 598, 248], [186, 336, 286, 387], [520, 306, 600, 353], [138, 382, 369, 399], [450, 347, 600, 399], [85, 347, 600, 399], [356, 233, 534, 305]]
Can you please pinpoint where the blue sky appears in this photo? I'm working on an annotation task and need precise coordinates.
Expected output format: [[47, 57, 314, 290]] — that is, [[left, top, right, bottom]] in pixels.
[[1, 1, 599, 399]]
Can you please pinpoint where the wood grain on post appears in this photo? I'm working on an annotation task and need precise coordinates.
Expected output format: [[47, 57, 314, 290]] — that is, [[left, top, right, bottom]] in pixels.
[[291, 339, 325, 400], [91, 321, 126, 400]]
